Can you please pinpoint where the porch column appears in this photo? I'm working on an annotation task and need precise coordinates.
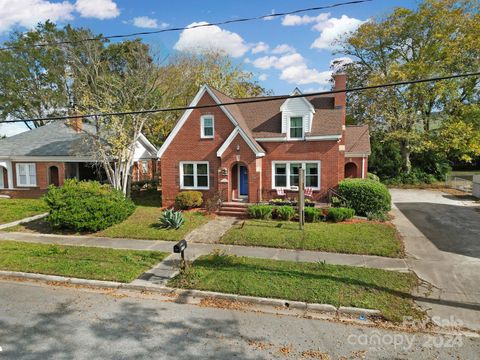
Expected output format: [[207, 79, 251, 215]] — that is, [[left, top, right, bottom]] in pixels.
[[5, 161, 14, 189]]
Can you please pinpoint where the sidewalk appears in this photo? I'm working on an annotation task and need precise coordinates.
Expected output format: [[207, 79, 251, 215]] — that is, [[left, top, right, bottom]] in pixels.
[[0, 231, 409, 271]]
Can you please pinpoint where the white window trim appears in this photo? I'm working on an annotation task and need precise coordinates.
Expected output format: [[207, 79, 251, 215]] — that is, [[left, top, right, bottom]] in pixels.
[[200, 115, 214, 139], [287, 116, 304, 140], [141, 160, 149, 174], [180, 161, 210, 190], [271, 161, 320, 190], [16, 163, 37, 187]]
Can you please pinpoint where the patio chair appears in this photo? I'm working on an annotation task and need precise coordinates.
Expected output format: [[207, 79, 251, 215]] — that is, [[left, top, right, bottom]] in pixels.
[[304, 187, 314, 198], [276, 188, 286, 199]]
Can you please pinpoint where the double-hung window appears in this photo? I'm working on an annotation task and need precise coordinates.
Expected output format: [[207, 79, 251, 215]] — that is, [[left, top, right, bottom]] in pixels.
[[141, 160, 149, 175], [180, 162, 209, 189], [272, 161, 320, 189], [16, 163, 37, 187], [201, 115, 214, 139], [289, 116, 303, 139]]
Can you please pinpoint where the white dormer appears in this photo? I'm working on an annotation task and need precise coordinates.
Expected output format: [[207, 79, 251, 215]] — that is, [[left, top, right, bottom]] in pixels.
[[280, 88, 315, 139]]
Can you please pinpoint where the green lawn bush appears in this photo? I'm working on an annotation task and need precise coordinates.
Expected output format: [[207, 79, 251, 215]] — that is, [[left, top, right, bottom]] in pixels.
[[275, 206, 296, 221], [175, 191, 203, 209], [247, 205, 273, 219], [338, 179, 391, 217], [304, 207, 323, 223], [326, 207, 355, 222], [44, 179, 135, 232]]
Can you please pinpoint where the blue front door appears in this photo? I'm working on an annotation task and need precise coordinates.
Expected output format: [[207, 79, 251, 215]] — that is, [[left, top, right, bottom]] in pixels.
[[239, 166, 248, 196]]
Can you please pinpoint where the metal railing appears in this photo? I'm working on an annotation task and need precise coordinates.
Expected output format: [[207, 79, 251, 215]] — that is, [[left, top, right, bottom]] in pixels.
[[445, 175, 473, 193]]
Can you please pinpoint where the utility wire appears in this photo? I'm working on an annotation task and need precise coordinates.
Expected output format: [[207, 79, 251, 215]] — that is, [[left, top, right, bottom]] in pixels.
[[0, 0, 372, 51], [1, 71, 478, 124]]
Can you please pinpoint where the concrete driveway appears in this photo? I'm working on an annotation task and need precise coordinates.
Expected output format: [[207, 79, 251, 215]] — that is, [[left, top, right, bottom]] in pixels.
[[390, 189, 480, 330]]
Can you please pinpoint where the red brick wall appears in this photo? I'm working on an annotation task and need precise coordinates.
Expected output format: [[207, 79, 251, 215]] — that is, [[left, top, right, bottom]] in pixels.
[[260, 140, 341, 202], [161, 92, 236, 206], [345, 157, 367, 179], [0, 161, 65, 198], [132, 159, 158, 182]]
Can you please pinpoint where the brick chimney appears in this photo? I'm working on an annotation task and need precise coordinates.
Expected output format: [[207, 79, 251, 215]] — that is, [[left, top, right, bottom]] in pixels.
[[333, 73, 347, 109], [68, 114, 83, 133]]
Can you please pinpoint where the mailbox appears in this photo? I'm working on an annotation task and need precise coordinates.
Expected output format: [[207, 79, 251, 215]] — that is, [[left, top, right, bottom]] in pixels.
[[173, 239, 187, 253]]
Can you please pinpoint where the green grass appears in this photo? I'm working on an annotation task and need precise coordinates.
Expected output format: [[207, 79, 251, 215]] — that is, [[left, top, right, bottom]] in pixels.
[[220, 220, 402, 258], [169, 253, 422, 323], [0, 198, 49, 224], [97, 207, 209, 241], [0, 240, 168, 282]]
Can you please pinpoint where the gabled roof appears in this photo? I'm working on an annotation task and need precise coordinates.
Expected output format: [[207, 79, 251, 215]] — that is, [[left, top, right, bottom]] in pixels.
[[280, 88, 315, 113], [345, 125, 371, 155], [157, 85, 265, 158], [0, 121, 96, 158]]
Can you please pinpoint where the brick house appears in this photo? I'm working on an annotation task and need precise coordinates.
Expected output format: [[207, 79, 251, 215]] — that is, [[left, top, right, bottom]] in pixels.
[[0, 119, 157, 198], [158, 74, 370, 207]]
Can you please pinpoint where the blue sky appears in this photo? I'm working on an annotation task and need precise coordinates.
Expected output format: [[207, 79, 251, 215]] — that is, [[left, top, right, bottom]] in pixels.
[[0, 0, 418, 136]]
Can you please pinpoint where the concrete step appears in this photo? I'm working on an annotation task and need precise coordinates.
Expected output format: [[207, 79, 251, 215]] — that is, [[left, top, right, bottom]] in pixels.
[[220, 206, 249, 212], [221, 202, 249, 208]]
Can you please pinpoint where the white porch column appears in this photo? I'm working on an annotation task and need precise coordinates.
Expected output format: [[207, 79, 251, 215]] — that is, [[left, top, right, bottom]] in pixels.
[[0, 160, 14, 189]]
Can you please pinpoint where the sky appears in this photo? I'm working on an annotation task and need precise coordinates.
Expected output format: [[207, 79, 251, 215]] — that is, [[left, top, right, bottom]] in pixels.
[[0, 0, 418, 136]]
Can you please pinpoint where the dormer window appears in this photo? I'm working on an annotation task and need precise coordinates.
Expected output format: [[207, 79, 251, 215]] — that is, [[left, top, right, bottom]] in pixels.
[[201, 115, 214, 139], [289, 116, 303, 139]]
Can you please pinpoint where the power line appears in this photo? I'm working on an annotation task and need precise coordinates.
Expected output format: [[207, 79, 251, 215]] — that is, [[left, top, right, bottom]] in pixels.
[[0, 0, 372, 51], [1, 71, 478, 124]]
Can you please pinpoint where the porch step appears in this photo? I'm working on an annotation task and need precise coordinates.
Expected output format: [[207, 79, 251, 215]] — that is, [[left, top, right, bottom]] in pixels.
[[217, 202, 249, 218]]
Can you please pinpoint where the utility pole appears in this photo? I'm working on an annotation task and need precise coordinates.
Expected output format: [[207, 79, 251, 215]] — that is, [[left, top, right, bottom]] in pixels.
[[298, 168, 305, 230]]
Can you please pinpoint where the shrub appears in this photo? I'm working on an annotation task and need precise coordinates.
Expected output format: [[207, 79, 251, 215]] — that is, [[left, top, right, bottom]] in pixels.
[[366, 210, 390, 222], [338, 179, 391, 217], [367, 173, 380, 182], [205, 192, 222, 213], [326, 207, 355, 222], [248, 205, 273, 219], [175, 191, 203, 209], [275, 206, 296, 221], [44, 179, 135, 232], [159, 209, 185, 229], [304, 207, 323, 223]]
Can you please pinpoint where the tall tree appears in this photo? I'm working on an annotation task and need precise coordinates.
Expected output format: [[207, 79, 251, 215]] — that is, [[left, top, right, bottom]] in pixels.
[[70, 38, 163, 194], [336, 0, 480, 172], [0, 22, 71, 129]]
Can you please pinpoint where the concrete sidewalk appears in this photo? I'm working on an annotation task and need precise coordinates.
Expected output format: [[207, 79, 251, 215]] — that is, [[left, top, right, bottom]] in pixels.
[[0, 231, 409, 271]]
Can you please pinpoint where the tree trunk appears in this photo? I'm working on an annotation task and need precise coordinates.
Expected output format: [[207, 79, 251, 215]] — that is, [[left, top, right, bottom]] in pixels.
[[400, 141, 412, 173]]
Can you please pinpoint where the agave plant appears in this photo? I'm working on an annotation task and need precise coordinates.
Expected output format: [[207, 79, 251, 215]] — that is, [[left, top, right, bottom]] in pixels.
[[159, 208, 185, 229]]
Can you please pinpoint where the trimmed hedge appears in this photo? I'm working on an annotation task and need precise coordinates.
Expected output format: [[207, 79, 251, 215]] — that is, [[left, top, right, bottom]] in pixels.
[[248, 205, 273, 219], [326, 207, 355, 222], [304, 207, 323, 223], [275, 206, 296, 221], [44, 179, 135, 232], [338, 179, 391, 216], [175, 191, 203, 209]]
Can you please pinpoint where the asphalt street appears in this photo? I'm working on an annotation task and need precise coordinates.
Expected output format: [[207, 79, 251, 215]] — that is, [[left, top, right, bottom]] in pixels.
[[0, 280, 479, 359]]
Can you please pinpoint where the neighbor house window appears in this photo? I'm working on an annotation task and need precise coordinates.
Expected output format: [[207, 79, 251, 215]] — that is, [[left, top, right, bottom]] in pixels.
[[201, 115, 214, 138], [272, 161, 320, 189], [289, 116, 303, 139], [16, 163, 37, 187], [180, 161, 209, 189], [141, 160, 148, 174]]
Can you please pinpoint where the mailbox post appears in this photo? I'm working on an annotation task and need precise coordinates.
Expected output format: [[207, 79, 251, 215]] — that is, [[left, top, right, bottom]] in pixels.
[[173, 239, 187, 268]]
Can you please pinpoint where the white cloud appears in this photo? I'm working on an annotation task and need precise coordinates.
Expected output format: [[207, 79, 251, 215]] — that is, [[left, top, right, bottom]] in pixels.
[[251, 49, 331, 86], [280, 65, 332, 86], [271, 44, 295, 54], [258, 73, 268, 81], [132, 16, 168, 29], [311, 15, 365, 50], [174, 22, 250, 58], [330, 56, 353, 71], [0, 0, 75, 33], [263, 9, 276, 21], [282, 12, 330, 26], [75, 0, 119, 19], [251, 42, 269, 54]]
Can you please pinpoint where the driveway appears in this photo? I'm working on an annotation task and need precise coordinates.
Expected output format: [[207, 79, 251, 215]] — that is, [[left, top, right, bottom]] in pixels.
[[390, 189, 480, 330]]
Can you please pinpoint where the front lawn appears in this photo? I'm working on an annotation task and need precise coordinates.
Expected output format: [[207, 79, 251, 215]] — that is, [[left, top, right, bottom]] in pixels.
[[0, 199, 48, 224], [0, 240, 168, 282], [220, 220, 402, 258], [169, 253, 421, 323], [97, 207, 209, 241]]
